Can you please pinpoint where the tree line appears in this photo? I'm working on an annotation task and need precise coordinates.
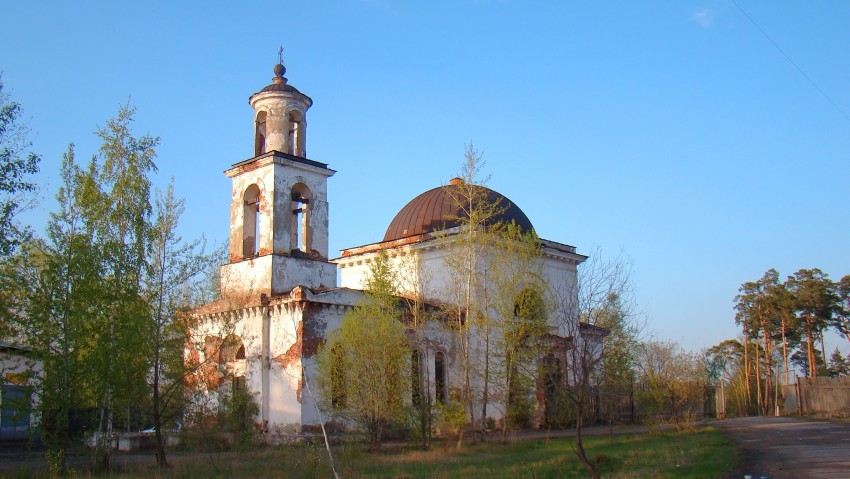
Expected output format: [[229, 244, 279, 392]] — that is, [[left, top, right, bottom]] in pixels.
[[0, 87, 222, 474], [707, 268, 850, 417]]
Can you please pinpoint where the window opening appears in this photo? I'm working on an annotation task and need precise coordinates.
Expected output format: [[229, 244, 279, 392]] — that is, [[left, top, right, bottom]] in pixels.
[[255, 111, 267, 156], [542, 357, 563, 426], [243, 185, 261, 257], [435, 351, 447, 404], [290, 188, 310, 253], [288, 110, 303, 156], [331, 344, 346, 408], [0, 385, 30, 429], [412, 350, 422, 406]]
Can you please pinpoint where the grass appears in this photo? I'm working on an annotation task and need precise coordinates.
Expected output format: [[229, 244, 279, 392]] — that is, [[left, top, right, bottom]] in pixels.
[[1, 427, 737, 478]]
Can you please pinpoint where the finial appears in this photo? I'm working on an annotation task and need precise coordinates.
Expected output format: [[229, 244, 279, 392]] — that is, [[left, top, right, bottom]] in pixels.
[[273, 46, 287, 83]]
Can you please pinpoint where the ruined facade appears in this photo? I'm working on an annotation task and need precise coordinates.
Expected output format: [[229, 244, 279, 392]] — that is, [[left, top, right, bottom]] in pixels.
[[190, 59, 600, 435]]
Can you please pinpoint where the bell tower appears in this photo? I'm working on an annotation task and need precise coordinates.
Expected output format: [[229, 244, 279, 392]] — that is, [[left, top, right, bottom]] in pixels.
[[219, 54, 337, 300]]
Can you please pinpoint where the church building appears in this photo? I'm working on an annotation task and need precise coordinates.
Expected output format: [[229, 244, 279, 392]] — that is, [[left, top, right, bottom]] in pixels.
[[190, 57, 600, 436]]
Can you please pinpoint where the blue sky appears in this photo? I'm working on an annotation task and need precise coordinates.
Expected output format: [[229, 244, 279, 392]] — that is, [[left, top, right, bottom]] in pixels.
[[2, 1, 849, 354]]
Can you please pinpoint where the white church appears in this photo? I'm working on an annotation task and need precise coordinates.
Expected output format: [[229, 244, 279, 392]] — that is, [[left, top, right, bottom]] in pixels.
[[190, 58, 601, 435]]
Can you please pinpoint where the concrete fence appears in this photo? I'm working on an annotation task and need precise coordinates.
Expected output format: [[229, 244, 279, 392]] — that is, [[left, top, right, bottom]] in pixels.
[[781, 376, 850, 416]]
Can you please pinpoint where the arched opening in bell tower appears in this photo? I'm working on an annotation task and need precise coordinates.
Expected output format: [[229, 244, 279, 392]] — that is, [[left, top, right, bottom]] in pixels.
[[254, 111, 268, 156], [243, 184, 261, 257], [290, 183, 312, 254], [287, 110, 304, 157]]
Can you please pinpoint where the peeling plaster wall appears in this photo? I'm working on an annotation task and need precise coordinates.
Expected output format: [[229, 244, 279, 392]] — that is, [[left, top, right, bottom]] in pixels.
[[226, 157, 333, 261], [221, 255, 337, 298], [191, 289, 361, 432]]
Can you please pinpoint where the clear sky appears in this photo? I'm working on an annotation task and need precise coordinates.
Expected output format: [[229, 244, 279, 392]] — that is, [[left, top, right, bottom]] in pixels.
[[2, 1, 849, 355]]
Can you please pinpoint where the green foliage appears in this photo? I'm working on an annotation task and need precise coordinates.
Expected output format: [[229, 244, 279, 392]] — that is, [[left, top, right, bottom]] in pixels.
[[436, 399, 467, 448], [786, 268, 837, 378], [315, 252, 410, 450], [441, 144, 510, 430], [4, 104, 217, 472], [145, 180, 211, 466], [7, 145, 103, 474], [637, 341, 708, 432], [596, 293, 638, 385], [0, 77, 41, 258], [217, 385, 260, 449], [827, 347, 850, 377], [706, 339, 752, 417], [834, 275, 850, 343]]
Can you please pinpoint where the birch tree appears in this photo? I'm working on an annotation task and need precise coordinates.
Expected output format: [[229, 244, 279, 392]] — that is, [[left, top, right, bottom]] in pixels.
[[0, 78, 40, 259], [76, 103, 158, 468], [441, 144, 505, 433], [487, 223, 547, 433], [4, 145, 104, 475], [552, 251, 630, 479], [315, 253, 410, 451], [144, 181, 209, 467]]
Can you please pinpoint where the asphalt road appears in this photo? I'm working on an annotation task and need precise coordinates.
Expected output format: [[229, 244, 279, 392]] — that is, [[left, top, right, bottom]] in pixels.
[[716, 416, 850, 479]]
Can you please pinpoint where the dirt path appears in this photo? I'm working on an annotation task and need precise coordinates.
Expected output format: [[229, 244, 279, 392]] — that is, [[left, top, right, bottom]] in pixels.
[[715, 416, 850, 479]]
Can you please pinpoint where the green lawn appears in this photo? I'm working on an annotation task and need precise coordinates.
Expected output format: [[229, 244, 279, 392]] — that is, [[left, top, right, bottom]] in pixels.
[[3, 427, 737, 478]]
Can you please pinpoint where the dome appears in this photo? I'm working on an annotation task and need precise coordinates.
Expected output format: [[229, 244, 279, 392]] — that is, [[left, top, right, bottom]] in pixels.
[[257, 82, 303, 94], [251, 63, 309, 98], [383, 179, 534, 242]]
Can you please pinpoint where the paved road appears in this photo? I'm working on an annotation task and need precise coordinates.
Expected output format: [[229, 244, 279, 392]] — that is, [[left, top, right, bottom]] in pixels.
[[715, 416, 850, 479]]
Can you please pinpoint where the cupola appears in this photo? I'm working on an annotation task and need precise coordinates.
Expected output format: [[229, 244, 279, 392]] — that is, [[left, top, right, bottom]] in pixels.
[[249, 51, 313, 158]]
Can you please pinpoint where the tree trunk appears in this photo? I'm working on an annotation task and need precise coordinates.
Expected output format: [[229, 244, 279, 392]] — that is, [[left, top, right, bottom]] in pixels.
[[753, 341, 762, 415], [574, 412, 599, 479], [743, 332, 751, 406], [781, 318, 790, 386], [805, 320, 817, 377], [761, 319, 772, 415]]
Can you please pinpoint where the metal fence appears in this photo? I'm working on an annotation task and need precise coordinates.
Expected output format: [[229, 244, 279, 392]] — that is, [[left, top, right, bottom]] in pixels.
[[592, 381, 716, 425]]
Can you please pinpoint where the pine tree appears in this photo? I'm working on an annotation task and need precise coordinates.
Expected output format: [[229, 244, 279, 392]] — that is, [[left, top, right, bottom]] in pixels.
[[827, 348, 850, 377]]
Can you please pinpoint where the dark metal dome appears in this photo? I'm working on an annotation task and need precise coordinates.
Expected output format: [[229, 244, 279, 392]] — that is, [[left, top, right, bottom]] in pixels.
[[258, 82, 303, 94], [383, 179, 534, 242], [254, 62, 305, 95]]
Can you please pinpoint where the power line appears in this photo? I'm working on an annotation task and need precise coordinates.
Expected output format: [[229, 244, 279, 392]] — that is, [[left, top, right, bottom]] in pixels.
[[730, 0, 850, 124]]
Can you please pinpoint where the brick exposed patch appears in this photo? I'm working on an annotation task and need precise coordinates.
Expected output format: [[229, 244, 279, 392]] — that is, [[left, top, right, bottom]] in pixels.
[[272, 322, 302, 369]]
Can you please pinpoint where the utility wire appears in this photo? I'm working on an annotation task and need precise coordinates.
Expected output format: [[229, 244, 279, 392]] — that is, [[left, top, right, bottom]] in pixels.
[[730, 0, 850, 124]]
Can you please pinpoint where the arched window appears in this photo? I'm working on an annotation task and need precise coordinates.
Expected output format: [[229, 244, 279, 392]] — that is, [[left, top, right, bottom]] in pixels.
[[243, 184, 261, 257], [290, 184, 311, 254], [287, 110, 303, 156], [411, 350, 422, 406], [220, 334, 246, 363], [330, 344, 346, 408], [511, 288, 547, 342], [542, 356, 563, 427], [255, 111, 267, 156], [434, 351, 447, 404]]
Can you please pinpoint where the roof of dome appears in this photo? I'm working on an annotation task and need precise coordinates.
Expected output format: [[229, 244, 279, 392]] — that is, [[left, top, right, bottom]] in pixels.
[[258, 82, 303, 94], [252, 62, 308, 97], [383, 179, 534, 242]]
